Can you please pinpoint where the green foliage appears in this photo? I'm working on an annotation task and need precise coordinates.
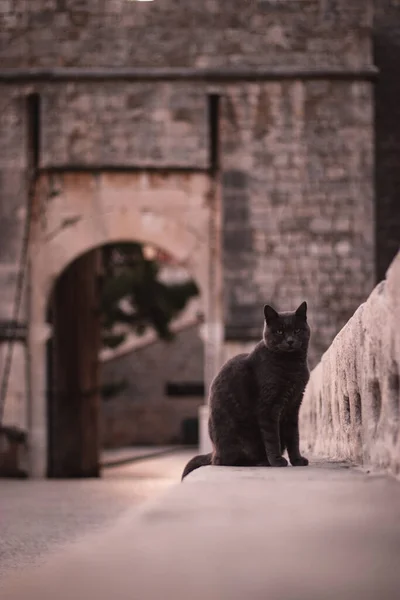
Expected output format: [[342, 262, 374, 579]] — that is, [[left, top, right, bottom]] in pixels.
[[100, 243, 199, 349]]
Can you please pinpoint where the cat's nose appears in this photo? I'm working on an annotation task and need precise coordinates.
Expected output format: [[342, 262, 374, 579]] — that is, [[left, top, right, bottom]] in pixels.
[[287, 338, 294, 346]]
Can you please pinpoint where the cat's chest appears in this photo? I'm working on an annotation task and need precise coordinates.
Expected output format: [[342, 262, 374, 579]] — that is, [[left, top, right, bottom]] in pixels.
[[256, 365, 308, 401]]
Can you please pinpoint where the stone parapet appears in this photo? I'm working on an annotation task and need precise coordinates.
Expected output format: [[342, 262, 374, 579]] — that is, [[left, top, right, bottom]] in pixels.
[[301, 250, 400, 478]]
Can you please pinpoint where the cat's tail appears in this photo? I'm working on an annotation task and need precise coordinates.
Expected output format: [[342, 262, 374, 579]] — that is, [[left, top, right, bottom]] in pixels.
[[181, 453, 212, 481]]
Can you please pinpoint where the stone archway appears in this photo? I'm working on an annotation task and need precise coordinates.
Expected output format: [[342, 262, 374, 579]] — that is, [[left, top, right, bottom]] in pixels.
[[28, 170, 221, 477]]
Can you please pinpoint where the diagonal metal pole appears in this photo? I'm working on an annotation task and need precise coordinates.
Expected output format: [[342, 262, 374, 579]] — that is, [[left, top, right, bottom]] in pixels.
[[0, 171, 34, 425]]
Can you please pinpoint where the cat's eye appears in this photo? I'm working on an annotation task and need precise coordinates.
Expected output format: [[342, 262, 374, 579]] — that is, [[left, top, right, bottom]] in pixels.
[[294, 329, 301, 333], [276, 330, 284, 335]]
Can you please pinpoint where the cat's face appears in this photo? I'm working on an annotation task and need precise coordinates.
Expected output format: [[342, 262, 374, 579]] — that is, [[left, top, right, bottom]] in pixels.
[[263, 301, 310, 353]]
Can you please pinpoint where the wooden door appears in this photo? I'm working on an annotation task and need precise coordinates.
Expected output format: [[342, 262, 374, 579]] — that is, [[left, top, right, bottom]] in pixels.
[[47, 249, 101, 478]]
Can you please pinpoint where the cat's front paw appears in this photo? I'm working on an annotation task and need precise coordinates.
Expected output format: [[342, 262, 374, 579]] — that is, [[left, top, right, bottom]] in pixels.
[[291, 456, 309, 467], [269, 456, 288, 467]]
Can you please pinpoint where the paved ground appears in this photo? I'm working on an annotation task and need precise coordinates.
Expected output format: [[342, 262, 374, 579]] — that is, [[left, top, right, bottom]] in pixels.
[[2, 457, 400, 599], [101, 445, 179, 467], [0, 449, 193, 584]]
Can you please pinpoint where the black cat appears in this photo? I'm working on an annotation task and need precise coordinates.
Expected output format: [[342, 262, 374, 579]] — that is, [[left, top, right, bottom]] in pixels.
[[182, 302, 310, 480]]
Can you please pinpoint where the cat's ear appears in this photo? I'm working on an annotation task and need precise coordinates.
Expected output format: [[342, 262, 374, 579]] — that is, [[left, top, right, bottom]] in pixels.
[[295, 301, 307, 320], [264, 305, 279, 323]]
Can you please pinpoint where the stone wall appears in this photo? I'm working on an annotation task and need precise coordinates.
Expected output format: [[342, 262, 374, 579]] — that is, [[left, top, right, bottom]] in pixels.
[[0, 1, 372, 69], [2, 78, 375, 371], [101, 324, 204, 447], [25, 169, 211, 475], [301, 250, 400, 478], [40, 82, 209, 167], [0, 0, 379, 441], [1, 1, 375, 343], [0, 88, 28, 320], [0, 87, 29, 428], [221, 79, 374, 367]]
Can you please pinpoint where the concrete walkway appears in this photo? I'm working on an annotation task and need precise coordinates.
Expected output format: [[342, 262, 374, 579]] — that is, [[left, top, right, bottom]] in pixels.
[[0, 450, 193, 585], [101, 445, 179, 467], [2, 459, 400, 600]]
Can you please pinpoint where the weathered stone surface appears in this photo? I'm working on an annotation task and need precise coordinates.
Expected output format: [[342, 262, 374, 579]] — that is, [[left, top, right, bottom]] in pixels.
[[102, 400, 199, 448], [0, 1, 372, 69], [0, 0, 377, 372], [0, 88, 28, 322], [100, 296, 204, 448], [30, 170, 211, 307], [26, 170, 214, 476], [101, 324, 204, 447], [301, 250, 400, 478], [222, 80, 374, 367], [2, 462, 400, 599], [40, 82, 209, 167]]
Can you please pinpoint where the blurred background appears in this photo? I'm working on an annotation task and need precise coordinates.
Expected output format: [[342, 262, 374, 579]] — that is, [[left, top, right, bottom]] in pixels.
[[0, 0, 399, 480]]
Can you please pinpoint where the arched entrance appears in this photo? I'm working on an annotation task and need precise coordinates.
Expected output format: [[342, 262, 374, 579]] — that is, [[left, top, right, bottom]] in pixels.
[[28, 170, 222, 477]]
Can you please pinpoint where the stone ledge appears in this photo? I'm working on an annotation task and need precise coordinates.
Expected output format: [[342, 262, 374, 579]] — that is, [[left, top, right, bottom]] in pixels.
[[300, 250, 400, 478], [1, 463, 400, 599]]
